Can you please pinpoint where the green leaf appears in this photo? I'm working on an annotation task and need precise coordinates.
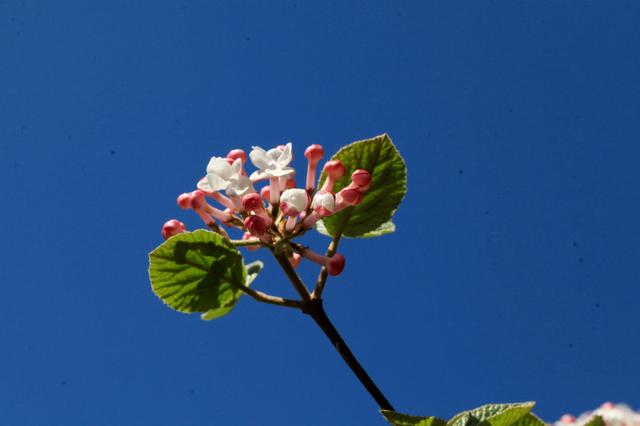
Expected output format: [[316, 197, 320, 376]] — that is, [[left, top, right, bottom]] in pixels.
[[148, 230, 247, 316], [381, 410, 447, 426], [316, 219, 396, 238], [583, 416, 605, 426], [510, 413, 547, 426], [318, 133, 407, 238], [201, 260, 264, 321], [448, 402, 535, 426]]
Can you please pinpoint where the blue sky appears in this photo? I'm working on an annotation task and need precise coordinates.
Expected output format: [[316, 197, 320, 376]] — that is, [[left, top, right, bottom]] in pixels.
[[2, 1, 639, 425]]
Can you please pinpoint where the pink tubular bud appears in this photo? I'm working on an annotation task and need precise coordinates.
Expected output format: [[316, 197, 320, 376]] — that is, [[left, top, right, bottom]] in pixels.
[[242, 193, 264, 212], [242, 231, 260, 251], [161, 219, 186, 240], [207, 191, 235, 211], [190, 190, 232, 223], [351, 169, 371, 188], [244, 215, 268, 236], [337, 187, 363, 206], [321, 160, 346, 192], [227, 149, 247, 164], [323, 160, 345, 178], [304, 144, 324, 162], [298, 248, 346, 276], [304, 144, 324, 191], [326, 253, 346, 276], [177, 193, 192, 209]]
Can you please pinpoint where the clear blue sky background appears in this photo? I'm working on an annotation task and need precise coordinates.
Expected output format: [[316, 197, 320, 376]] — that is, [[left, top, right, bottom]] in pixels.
[[1, 1, 639, 425]]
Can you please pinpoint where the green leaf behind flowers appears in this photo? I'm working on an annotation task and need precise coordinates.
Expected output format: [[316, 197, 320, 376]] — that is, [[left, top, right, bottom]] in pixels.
[[317, 134, 407, 238]]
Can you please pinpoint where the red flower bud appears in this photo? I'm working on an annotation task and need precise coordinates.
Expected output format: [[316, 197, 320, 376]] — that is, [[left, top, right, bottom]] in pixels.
[[304, 144, 324, 162], [162, 219, 186, 240], [323, 160, 345, 179], [351, 169, 371, 188], [244, 215, 268, 236]]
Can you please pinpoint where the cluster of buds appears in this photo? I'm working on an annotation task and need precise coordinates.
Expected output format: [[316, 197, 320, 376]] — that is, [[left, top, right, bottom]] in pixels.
[[160, 143, 373, 276], [555, 402, 640, 426]]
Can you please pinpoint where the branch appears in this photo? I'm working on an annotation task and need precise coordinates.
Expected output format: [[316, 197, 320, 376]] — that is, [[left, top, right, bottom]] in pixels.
[[303, 299, 395, 411], [271, 248, 312, 302]]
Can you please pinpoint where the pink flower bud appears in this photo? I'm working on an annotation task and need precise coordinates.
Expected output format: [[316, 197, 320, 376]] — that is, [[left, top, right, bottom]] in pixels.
[[298, 248, 346, 276], [280, 188, 309, 217], [189, 191, 205, 210], [338, 187, 363, 206], [304, 144, 324, 192], [326, 253, 346, 276], [321, 160, 346, 192], [323, 160, 345, 179], [162, 219, 186, 240], [177, 193, 192, 209], [304, 144, 324, 162], [560, 415, 576, 424], [351, 169, 371, 188], [227, 149, 247, 164], [242, 193, 264, 212], [244, 215, 268, 236]]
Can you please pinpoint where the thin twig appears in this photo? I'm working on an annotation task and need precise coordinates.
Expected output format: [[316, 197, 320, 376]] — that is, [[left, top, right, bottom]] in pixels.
[[233, 283, 302, 309], [229, 238, 262, 247], [311, 231, 343, 299]]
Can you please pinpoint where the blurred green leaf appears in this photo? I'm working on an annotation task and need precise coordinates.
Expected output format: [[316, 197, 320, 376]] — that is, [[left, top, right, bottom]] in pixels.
[[583, 416, 605, 426], [448, 402, 535, 426], [381, 410, 447, 426]]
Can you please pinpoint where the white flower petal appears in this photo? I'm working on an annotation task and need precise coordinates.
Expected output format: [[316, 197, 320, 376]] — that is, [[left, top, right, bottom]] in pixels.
[[276, 142, 293, 167], [250, 170, 269, 182], [207, 157, 232, 180], [250, 146, 271, 170], [197, 178, 213, 192], [267, 147, 283, 161], [206, 173, 229, 192], [227, 175, 254, 197], [230, 157, 243, 175], [268, 166, 295, 178]]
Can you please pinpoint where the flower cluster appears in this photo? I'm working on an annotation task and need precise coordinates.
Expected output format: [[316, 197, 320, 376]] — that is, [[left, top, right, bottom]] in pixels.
[[555, 402, 640, 426], [161, 143, 373, 275]]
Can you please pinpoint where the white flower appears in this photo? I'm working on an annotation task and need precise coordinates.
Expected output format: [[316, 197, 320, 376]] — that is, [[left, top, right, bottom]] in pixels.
[[280, 188, 308, 216], [198, 157, 253, 197], [311, 191, 335, 216], [249, 143, 295, 181]]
